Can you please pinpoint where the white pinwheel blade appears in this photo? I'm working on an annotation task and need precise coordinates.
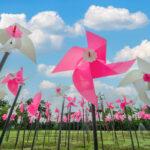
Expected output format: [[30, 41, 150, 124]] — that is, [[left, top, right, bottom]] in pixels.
[[0, 29, 9, 44], [119, 70, 142, 86], [14, 23, 31, 35], [137, 57, 150, 73], [18, 36, 36, 63], [133, 79, 150, 105]]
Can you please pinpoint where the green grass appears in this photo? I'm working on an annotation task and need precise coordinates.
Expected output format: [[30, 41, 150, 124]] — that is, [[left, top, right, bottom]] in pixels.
[[0, 130, 150, 150]]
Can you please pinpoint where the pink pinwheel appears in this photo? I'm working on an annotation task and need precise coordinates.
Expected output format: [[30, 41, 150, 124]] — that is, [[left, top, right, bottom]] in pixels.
[[63, 116, 68, 123], [67, 101, 77, 109], [2, 113, 16, 121], [106, 102, 115, 110], [120, 97, 129, 111], [73, 111, 82, 122], [114, 112, 125, 122], [142, 104, 149, 111], [105, 115, 112, 123], [45, 102, 51, 121], [55, 87, 62, 95], [52, 31, 135, 106], [27, 92, 42, 117], [67, 96, 76, 103], [54, 108, 60, 114], [116, 99, 121, 104], [2, 68, 25, 96], [19, 102, 24, 113], [2, 114, 7, 121]]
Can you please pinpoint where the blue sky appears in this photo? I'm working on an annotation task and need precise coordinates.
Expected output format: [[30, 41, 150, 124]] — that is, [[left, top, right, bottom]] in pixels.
[[0, 0, 150, 107]]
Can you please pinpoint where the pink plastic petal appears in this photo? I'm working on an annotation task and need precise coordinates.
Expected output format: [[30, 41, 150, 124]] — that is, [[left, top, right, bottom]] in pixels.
[[73, 62, 98, 106], [107, 59, 135, 74], [16, 68, 24, 84], [86, 31, 106, 62], [32, 92, 42, 111], [52, 46, 84, 73], [1, 74, 13, 84], [90, 59, 135, 78], [7, 79, 18, 96], [90, 60, 116, 78], [6, 25, 22, 38], [20, 102, 24, 113]]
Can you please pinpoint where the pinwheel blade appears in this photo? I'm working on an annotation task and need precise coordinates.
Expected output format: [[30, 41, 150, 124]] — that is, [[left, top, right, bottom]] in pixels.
[[86, 31, 106, 62], [133, 79, 150, 105], [17, 36, 36, 63], [137, 57, 150, 73], [0, 29, 9, 44], [90, 59, 135, 79], [14, 23, 31, 35], [52, 46, 84, 73], [119, 70, 143, 86], [73, 62, 98, 106], [7, 79, 19, 96]]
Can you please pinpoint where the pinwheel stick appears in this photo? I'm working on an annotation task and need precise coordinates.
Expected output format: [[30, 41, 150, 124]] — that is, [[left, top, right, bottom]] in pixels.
[[0, 52, 9, 73], [0, 85, 22, 146], [91, 104, 98, 150], [57, 98, 65, 150], [124, 107, 135, 150]]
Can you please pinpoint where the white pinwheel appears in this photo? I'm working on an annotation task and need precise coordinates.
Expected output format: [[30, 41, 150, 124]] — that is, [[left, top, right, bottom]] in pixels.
[[0, 23, 36, 63]]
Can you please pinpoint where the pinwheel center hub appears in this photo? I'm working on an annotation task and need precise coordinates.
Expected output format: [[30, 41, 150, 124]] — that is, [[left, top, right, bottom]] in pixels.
[[143, 73, 150, 82], [83, 49, 97, 62]]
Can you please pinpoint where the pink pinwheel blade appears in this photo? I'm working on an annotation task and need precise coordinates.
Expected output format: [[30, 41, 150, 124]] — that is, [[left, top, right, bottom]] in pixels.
[[1, 74, 13, 84], [27, 104, 36, 116], [32, 92, 42, 110], [20, 102, 24, 113], [6, 25, 22, 38], [90, 59, 135, 78], [73, 62, 98, 106], [16, 68, 24, 84], [52, 46, 84, 73], [86, 31, 106, 63], [107, 60, 135, 74], [8, 79, 18, 96]]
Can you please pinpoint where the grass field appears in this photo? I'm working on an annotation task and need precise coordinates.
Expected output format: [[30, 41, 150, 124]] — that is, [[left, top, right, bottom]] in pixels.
[[0, 130, 150, 150]]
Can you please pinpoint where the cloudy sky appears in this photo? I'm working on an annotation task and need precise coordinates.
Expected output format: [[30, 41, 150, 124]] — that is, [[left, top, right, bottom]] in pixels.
[[0, 0, 150, 108]]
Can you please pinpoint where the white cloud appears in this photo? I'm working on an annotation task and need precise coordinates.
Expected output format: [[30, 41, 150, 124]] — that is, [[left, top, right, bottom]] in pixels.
[[94, 80, 137, 102], [82, 5, 149, 30], [29, 11, 65, 32], [115, 40, 150, 61], [65, 81, 137, 103], [39, 80, 56, 89], [0, 6, 148, 51], [37, 64, 72, 78]]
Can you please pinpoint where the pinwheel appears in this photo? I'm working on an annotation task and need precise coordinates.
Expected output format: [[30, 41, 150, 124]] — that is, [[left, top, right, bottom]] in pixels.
[[0, 68, 25, 145], [52, 31, 135, 150], [27, 92, 42, 150], [1, 68, 24, 96], [45, 102, 51, 122], [27, 92, 42, 119], [0, 23, 36, 72], [19, 102, 24, 114], [119, 57, 150, 105], [106, 102, 115, 110], [52, 31, 135, 107]]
